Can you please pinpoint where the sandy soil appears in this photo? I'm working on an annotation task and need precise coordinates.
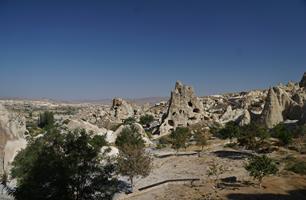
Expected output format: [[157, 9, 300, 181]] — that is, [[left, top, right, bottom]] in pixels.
[[118, 139, 306, 200]]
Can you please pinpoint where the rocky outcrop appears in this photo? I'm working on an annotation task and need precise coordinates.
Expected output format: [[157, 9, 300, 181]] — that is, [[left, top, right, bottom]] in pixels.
[[299, 72, 306, 88], [158, 81, 204, 137], [111, 98, 134, 122], [260, 87, 293, 128], [219, 106, 244, 124], [260, 82, 306, 128], [0, 104, 26, 173]]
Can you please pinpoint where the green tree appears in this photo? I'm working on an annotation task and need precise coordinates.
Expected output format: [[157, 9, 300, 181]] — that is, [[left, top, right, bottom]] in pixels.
[[123, 117, 136, 125], [245, 155, 278, 188], [139, 115, 154, 127], [38, 111, 55, 129], [219, 121, 240, 142], [117, 146, 152, 191], [115, 125, 151, 192], [115, 125, 145, 150], [170, 127, 191, 152], [237, 123, 269, 150], [272, 123, 293, 146], [194, 131, 208, 151], [8, 128, 118, 200]]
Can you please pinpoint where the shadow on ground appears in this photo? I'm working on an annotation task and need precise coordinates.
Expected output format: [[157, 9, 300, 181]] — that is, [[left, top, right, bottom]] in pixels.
[[212, 150, 253, 160], [227, 189, 306, 200]]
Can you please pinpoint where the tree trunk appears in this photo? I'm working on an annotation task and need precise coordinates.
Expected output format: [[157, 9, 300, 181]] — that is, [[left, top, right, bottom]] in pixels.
[[130, 176, 134, 193]]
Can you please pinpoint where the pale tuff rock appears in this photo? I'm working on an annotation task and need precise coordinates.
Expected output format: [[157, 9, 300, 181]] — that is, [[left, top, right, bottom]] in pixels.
[[261, 87, 288, 128], [158, 81, 204, 137], [219, 105, 244, 124], [66, 119, 108, 134], [259, 85, 306, 128], [237, 109, 251, 126], [0, 104, 26, 173], [111, 98, 134, 122]]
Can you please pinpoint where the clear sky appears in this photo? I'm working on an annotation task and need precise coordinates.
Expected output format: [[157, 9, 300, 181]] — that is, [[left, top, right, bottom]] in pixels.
[[1, 0, 306, 100]]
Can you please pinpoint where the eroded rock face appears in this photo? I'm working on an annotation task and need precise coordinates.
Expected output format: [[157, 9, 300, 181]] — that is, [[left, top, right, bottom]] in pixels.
[[260, 82, 306, 128], [158, 81, 204, 137], [0, 104, 26, 173], [260, 87, 290, 128], [111, 98, 134, 123], [299, 72, 306, 88]]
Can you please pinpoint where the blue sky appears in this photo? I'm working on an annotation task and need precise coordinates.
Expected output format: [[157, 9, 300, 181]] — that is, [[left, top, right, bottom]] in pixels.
[[0, 0, 306, 100]]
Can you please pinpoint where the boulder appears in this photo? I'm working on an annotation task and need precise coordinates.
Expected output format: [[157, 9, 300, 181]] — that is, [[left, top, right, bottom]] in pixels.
[[158, 81, 204, 137]]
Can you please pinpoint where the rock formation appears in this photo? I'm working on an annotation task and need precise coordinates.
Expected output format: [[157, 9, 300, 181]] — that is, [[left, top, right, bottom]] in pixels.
[[111, 98, 134, 122], [260, 78, 306, 128], [0, 104, 26, 173], [158, 81, 204, 137], [299, 72, 306, 88]]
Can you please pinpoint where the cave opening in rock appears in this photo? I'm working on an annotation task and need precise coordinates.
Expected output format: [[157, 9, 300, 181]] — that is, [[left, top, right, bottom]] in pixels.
[[168, 120, 174, 126], [188, 101, 193, 107], [193, 108, 200, 113]]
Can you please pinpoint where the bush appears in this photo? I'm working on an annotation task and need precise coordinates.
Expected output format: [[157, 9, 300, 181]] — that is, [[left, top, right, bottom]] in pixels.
[[170, 127, 191, 152], [139, 115, 154, 127], [237, 123, 269, 150], [219, 121, 240, 142], [271, 123, 293, 146], [123, 117, 136, 125], [286, 160, 306, 175], [245, 155, 278, 187], [115, 125, 145, 150]]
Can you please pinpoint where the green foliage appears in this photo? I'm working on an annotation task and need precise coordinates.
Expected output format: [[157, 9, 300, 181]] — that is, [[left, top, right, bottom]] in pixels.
[[237, 123, 269, 150], [245, 155, 278, 186], [219, 121, 240, 141], [194, 131, 208, 151], [38, 111, 54, 129], [117, 146, 152, 190], [123, 117, 136, 125], [271, 123, 293, 146], [170, 127, 191, 152], [286, 160, 306, 175], [90, 135, 108, 149], [139, 115, 154, 126], [10, 128, 118, 200], [115, 125, 151, 191], [207, 162, 225, 184], [115, 125, 145, 151]]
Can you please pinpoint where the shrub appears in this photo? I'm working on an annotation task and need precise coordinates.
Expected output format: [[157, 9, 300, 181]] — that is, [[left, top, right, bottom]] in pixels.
[[286, 160, 306, 175], [219, 121, 240, 142], [139, 115, 154, 127], [271, 123, 293, 146], [115, 125, 145, 150], [170, 127, 191, 152], [237, 123, 269, 150], [123, 117, 136, 125], [245, 155, 278, 187]]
